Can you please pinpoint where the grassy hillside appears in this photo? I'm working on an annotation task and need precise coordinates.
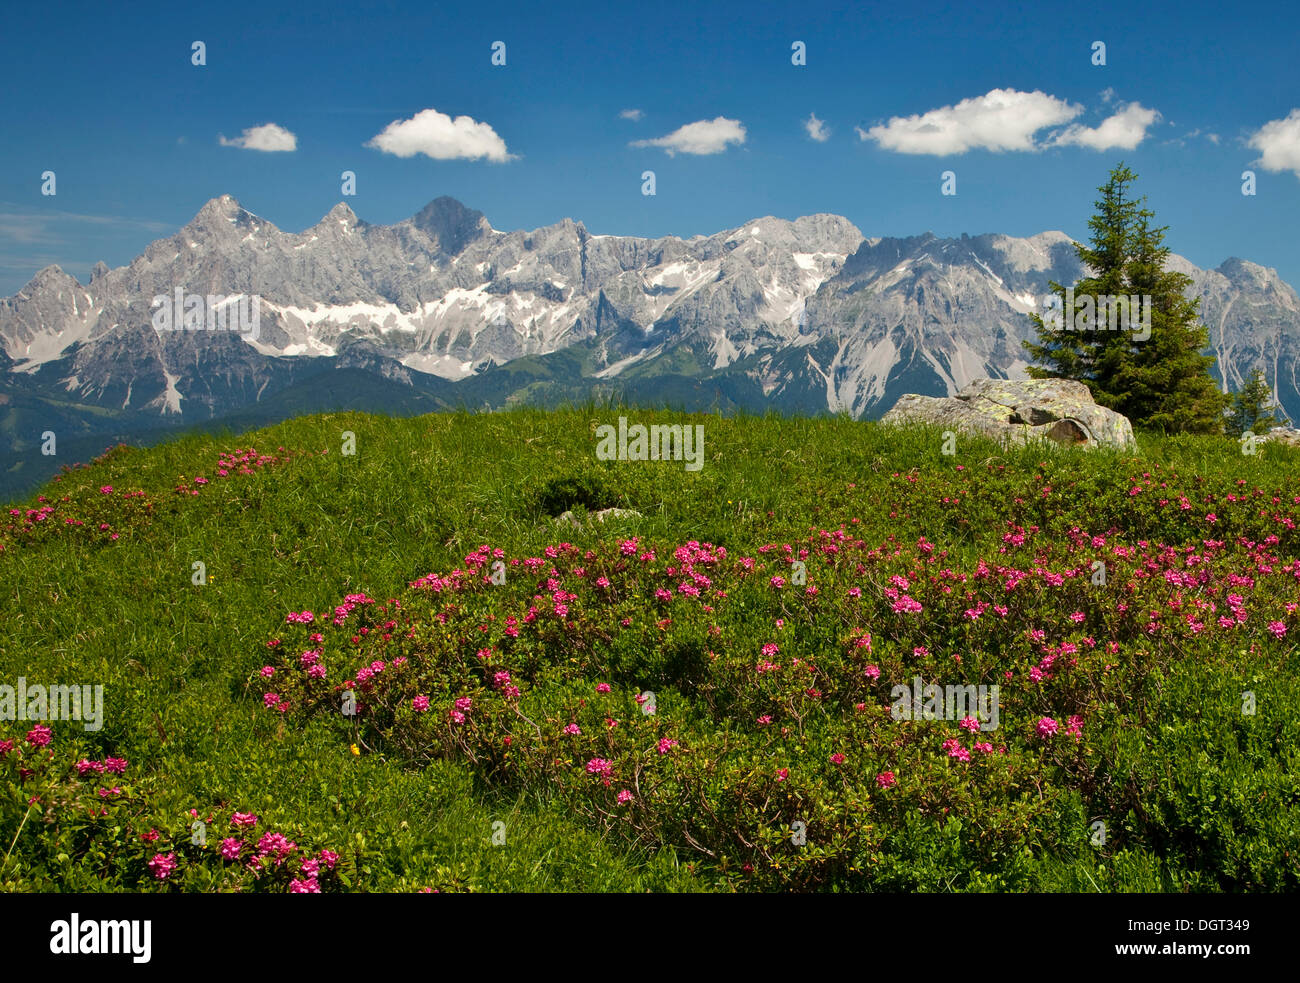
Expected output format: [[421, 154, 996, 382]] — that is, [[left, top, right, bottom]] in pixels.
[[1, 407, 1298, 892]]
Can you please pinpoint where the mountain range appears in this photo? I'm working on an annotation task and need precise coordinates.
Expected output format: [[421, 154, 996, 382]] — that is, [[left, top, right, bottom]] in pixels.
[[2, 194, 1297, 497]]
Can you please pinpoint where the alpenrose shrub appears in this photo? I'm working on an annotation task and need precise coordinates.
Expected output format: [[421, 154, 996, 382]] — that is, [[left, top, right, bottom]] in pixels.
[[0, 444, 303, 556], [0, 727, 347, 892], [260, 507, 1300, 890]]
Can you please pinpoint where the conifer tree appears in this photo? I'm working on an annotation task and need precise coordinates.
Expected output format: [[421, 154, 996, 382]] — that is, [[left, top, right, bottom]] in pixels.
[[1024, 163, 1229, 434], [1226, 368, 1289, 436]]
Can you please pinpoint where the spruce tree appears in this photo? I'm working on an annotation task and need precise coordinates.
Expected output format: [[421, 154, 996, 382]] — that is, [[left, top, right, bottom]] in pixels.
[[1226, 368, 1289, 436], [1109, 209, 1229, 434], [1023, 163, 1230, 433], [1023, 163, 1140, 403]]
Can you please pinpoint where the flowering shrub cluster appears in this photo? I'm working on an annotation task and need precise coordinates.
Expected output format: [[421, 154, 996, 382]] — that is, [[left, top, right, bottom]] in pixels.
[[172, 446, 296, 496], [259, 463, 1300, 889], [0, 726, 348, 892], [0, 444, 301, 554]]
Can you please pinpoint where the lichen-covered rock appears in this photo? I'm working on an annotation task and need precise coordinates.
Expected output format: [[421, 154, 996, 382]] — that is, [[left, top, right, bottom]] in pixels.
[[880, 378, 1135, 449], [1255, 427, 1300, 447], [554, 507, 643, 526]]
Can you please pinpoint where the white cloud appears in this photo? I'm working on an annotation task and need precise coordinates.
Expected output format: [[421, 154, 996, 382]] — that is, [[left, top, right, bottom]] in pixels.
[[631, 117, 746, 156], [862, 88, 1082, 155], [366, 108, 513, 162], [1051, 102, 1160, 151], [218, 122, 297, 152], [1249, 109, 1300, 178], [854, 125, 870, 141], [1207, 132, 1221, 145], [1100, 87, 1117, 105], [804, 113, 830, 142], [619, 109, 644, 121]]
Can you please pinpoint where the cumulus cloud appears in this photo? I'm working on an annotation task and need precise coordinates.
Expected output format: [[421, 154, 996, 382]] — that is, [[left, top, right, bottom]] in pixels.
[[619, 108, 644, 121], [862, 89, 1082, 155], [804, 113, 830, 142], [1051, 102, 1160, 151], [218, 123, 297, 152], [366, 108, 513, 162], [630, 117, 746, 155], [1249, 109, 1300, 178]]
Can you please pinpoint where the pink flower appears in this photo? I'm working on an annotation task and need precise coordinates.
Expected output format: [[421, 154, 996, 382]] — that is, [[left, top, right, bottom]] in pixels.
[[1036, 717, 1059, 739], [875, 771, 896, 789], [319, 850, 340, 870], [586, 758, 612, 776], [761, 643, 779, 657], [958, 715, 981, 733], [100, 486, 113, 494], [1267, 620, 1287, 639], [412, 695, 430, 712], [776, 768, 789, 782], [1066, 715, 1084, 737], [260, 666, 275, 678], [563, 723, 581, 736], [657, 738, 679, 755], [617, 789, 633, 805], [289, 877, 321, 893], [231, 812, 258, 828], [864, 664, 880, 681], [596, 683, 611, 694], [756, 714, 772, 725], [221, 838, 243, 860], [829, 752, 845, 765], [148, 853, 177, 880], [25, 725, 51, 747]]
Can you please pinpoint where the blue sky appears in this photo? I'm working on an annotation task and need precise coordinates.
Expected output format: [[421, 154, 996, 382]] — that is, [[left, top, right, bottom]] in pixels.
[[2, 0, 1298, 295]]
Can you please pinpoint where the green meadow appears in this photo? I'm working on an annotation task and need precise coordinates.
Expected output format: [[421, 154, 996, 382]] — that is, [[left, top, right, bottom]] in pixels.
[[1, 407, 1297, 892]]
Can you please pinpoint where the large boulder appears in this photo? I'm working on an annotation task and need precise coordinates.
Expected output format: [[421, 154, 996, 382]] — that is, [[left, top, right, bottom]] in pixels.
[[880, 378, 1136, 449], [1255, 426, 1300, 448]]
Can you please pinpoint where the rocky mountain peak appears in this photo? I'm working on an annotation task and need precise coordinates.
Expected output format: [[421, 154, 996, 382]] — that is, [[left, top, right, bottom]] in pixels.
[[409, 196, 489, 255], [324, 202, 359, 226]]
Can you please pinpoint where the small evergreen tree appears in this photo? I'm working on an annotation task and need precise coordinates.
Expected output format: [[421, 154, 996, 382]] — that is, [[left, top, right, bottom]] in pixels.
[[1226, 368, 1290, 437], [1108, 210, 1228, 434], [1023, 164, 1230, 433], [1023, 164, 1139, 399]]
